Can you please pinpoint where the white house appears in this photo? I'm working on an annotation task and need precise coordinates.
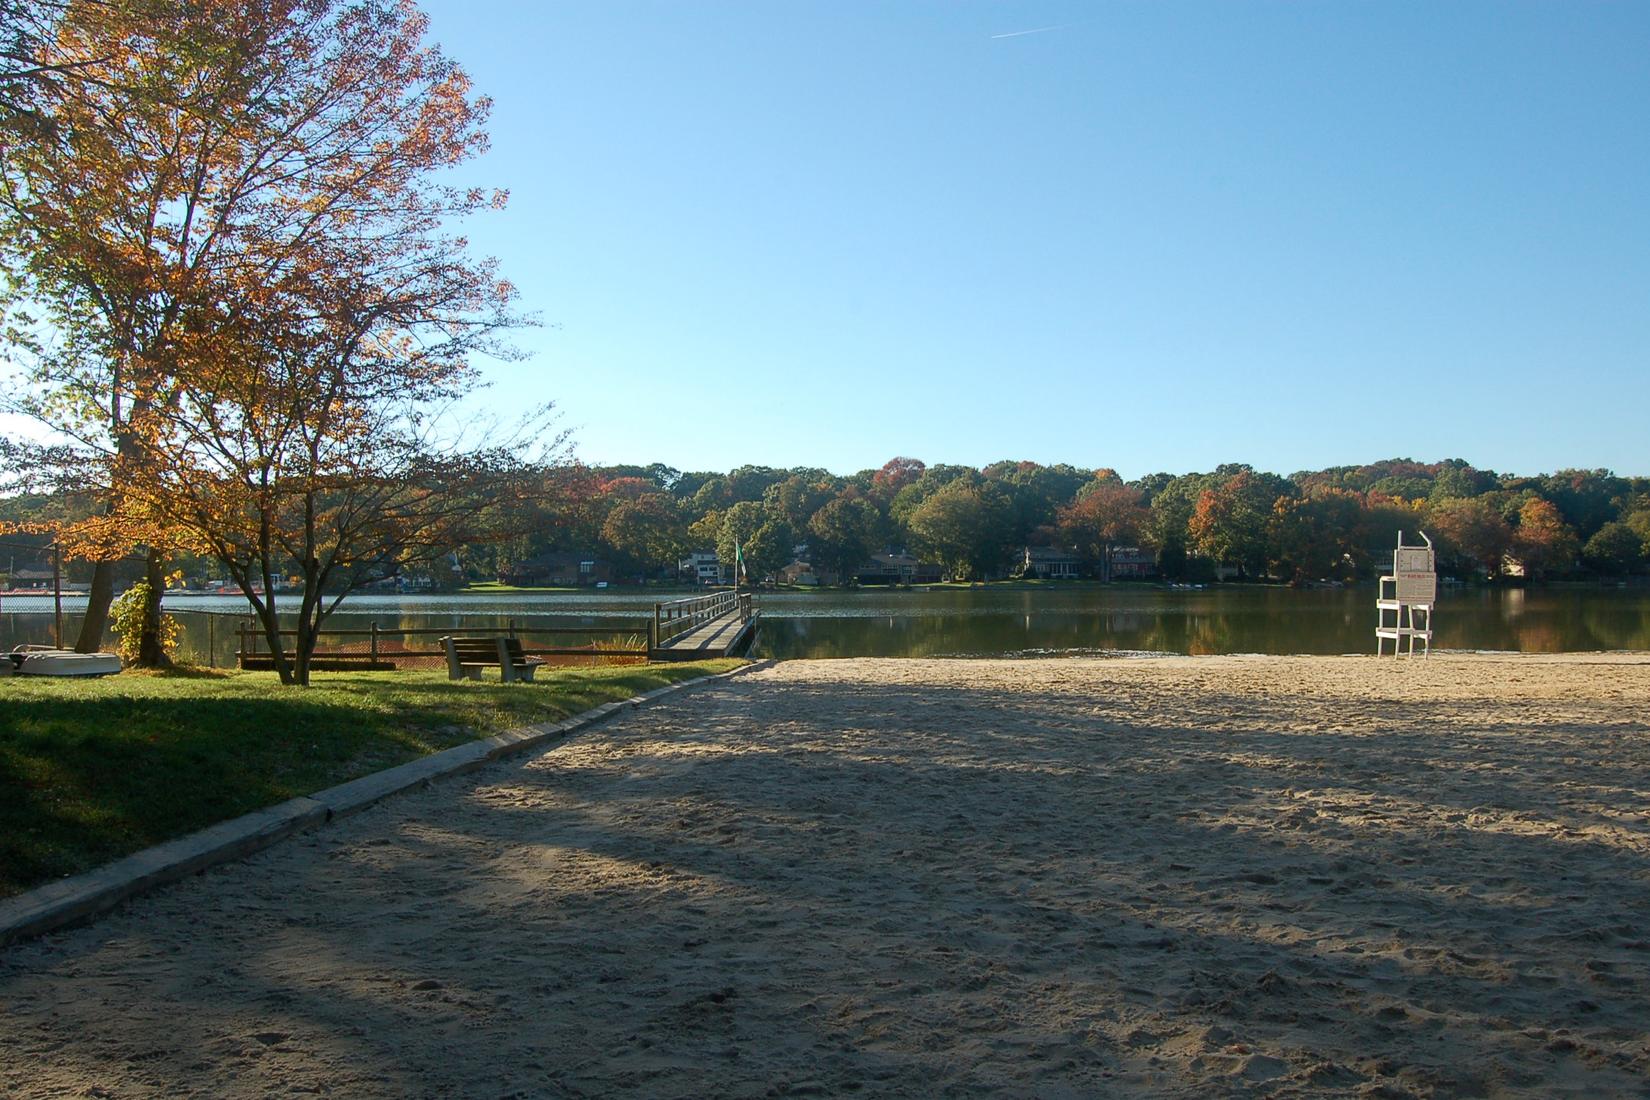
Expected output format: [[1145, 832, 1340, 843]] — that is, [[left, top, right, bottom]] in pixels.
[[680, 550, 728, 585]]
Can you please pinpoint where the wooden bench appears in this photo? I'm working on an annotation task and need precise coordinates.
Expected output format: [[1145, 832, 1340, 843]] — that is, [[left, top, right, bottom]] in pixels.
[[441, 636, 546, 683]]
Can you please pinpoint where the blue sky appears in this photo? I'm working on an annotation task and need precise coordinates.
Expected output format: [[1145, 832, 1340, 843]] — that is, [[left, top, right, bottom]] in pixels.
[[418, 1, 1649, 479]]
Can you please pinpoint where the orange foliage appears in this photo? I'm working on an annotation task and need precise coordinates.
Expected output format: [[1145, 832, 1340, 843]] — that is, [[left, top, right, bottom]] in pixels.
[[4, 0, 534, 680]]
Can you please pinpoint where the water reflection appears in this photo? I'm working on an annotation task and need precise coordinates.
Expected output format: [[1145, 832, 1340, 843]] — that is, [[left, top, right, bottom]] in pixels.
[[1, 586, 1647, 663], [746, 586, 1645, 658]]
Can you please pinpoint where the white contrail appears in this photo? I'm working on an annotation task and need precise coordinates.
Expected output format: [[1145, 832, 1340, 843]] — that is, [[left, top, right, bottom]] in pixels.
[[990, 22, 1079, 40]]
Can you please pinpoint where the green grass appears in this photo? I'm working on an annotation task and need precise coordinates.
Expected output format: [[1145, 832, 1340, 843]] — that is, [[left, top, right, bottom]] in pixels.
[[0, 660, 741, 898]]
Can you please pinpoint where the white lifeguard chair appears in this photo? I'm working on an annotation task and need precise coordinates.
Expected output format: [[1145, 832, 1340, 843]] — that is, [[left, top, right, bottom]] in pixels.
[[1377, 531, 1435, 658]]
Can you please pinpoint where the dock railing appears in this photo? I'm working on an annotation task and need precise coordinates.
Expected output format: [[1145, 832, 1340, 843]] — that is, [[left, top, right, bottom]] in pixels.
[[651, 589, 750, 650]]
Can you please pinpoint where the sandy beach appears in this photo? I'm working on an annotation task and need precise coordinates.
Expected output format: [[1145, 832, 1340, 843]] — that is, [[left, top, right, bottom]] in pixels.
[[3, 653, 1649, 1098]]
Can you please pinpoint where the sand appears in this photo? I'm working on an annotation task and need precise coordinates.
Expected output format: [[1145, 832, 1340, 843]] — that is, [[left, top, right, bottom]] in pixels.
[[3, 653, 1649, 1098]]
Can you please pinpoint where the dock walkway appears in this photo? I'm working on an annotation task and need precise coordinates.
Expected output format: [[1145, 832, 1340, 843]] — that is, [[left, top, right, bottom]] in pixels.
[[649, 590, 758, 660]]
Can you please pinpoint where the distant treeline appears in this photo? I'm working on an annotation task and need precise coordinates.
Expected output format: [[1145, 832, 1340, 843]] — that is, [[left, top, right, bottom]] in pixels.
[[477, 457, 1650, 585], [7, 457, 1648, 588]]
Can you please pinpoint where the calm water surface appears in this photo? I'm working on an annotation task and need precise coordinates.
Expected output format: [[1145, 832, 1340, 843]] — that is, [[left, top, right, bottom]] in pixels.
[[3, 585, 1648, 663]]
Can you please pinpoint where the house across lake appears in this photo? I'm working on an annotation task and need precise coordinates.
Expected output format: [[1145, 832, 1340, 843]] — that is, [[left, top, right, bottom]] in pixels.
[[498, 553, 615, 587]]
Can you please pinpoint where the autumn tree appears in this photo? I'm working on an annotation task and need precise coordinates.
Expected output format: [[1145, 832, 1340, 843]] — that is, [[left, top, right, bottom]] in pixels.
[[1266, 489, 1363, 584], [599, 476, 664, 502], [1355, 492, 1425, 576], [6, 0, 548, 682], [0, 1, 156, 116], [1142, 472, 1216, 580], [2, 0, 509, 664], [485, 463, 602, 576], [1058, 478, 1146, 581], [136, 349, 557, 684], [1427, 497, 1513, 577], [1187, 469, 1292, 578], [1511, 497, 1579, 580], [869, 456, 925, 502], [0, 0, 277, 653]]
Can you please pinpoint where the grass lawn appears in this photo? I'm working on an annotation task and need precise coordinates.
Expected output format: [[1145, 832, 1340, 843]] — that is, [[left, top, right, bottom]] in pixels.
[[0, 660, 741, 899]]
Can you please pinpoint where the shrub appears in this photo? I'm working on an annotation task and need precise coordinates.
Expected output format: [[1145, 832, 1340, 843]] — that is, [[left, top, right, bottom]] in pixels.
[[109, 581, 180, 665]]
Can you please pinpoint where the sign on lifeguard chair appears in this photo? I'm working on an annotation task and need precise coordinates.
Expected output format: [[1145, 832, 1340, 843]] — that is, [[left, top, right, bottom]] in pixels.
[[1377, 531, 1435, 658]]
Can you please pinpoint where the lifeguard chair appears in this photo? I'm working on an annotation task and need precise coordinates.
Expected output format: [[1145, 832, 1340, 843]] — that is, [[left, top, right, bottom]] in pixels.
[[1377, 531, 1435, 658]]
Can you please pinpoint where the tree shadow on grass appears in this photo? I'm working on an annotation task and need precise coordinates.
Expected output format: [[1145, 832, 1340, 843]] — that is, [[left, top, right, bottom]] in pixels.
[[0, 693, 433, 894], [0, 664, 731, 895]]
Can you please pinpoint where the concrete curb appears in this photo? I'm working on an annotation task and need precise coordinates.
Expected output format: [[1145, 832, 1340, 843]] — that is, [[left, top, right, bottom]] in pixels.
[[0, 659, 775, 949]]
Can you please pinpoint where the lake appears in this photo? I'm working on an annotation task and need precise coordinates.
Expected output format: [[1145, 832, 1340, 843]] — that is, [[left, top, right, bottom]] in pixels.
[[3, 585, 1648, 664]]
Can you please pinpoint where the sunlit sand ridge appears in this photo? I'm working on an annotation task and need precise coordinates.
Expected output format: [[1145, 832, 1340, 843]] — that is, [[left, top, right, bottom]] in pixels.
[[3, 653, 1648, 1097]]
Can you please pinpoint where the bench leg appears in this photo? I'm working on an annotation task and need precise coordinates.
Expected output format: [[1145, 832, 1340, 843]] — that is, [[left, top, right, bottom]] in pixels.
[[443, 636, 468, 681], [496, 637, 517, 684]]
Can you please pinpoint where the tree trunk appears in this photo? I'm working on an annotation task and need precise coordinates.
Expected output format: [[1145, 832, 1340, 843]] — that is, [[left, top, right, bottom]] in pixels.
[[74, 559, 117, 652], [254, 608, 296, 685], [293, 616, 314, 687], [134, 549, 173, 668]]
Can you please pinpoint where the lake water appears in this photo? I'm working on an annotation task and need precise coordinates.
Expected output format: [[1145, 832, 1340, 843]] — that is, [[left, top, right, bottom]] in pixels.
[[3, 585, 1648, 664]]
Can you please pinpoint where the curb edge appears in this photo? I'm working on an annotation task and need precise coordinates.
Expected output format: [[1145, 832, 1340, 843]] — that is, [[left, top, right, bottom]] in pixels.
[[0, 658, 773, 949]]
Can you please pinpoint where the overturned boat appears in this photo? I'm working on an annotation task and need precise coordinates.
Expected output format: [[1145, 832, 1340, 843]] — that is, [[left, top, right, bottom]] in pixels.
[[4, 646, 122, 677]]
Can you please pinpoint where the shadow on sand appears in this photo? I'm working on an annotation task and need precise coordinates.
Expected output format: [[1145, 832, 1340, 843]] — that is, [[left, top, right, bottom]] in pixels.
[[3, 665, 1648, 1097]]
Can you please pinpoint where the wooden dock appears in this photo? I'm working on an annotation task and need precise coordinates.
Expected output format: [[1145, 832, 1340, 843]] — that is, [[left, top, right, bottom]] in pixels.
[[650, 590, 759, 661]]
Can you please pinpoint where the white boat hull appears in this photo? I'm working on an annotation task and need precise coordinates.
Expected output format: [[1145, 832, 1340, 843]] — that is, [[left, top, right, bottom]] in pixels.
[[8, 648, 122, 677]]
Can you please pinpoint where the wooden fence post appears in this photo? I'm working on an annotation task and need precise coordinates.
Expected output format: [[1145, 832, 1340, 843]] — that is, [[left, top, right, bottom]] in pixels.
[[370, 622, 379, 665]]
